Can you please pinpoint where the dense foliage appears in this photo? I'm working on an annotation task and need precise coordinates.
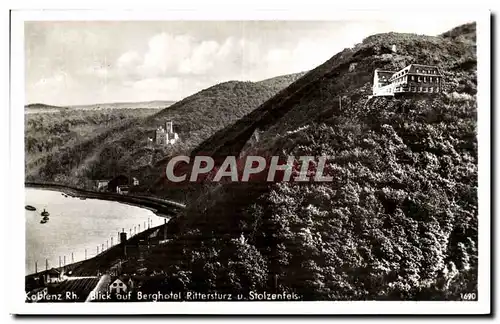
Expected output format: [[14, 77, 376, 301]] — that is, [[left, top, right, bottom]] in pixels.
[[25, 109, 159, 185], [139, 23, 478, 300]]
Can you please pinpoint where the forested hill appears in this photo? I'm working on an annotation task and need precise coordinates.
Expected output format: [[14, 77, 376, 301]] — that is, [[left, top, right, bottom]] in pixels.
[[26, 72, 305, 190], [440, 23, 476, 43], [192, 23, 477, 160], [155, 23, 478, 300], [25, 103, 64, 110], [25, 103, 66, 113]]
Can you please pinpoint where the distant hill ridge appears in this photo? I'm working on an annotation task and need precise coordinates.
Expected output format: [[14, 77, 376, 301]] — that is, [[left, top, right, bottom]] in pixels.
[[69, 100, 176, 110], [25, 100, 176, 111], [25, 103, 65, 110]]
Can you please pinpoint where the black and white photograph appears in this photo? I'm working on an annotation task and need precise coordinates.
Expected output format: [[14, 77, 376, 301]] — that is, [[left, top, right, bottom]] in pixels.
[[6, 6, 491, 315]]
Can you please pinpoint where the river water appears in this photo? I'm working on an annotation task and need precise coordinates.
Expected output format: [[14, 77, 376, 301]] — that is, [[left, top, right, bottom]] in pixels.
[[25, 188, 165, 275]]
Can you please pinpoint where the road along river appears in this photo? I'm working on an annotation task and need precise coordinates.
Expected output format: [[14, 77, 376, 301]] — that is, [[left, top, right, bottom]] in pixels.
[[25, 188, 170, 275]]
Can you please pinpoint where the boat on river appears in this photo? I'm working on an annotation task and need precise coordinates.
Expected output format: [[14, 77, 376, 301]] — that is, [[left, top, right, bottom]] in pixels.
[[41, 209, 50, 217], [42, 216, 49, 221], [40, 219, 48, 224], [25, 205, 36, 211]]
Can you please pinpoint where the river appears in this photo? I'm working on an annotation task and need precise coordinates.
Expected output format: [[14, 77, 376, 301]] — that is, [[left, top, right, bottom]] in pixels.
[[25, 188, 166, 275]]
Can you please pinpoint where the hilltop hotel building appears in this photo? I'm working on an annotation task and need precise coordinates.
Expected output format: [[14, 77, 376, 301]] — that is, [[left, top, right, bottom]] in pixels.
[[373, 64, 443, 96]]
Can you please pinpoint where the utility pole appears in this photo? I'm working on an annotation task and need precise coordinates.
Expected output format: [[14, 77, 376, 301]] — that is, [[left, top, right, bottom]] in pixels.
[[63, 255, 66, 267], [111, 237, 113, 246], [85, 249, 87, 260], [45, 259, 48, 271], [71, 252, 74, 263], [35, 261, 37, 274], [59, 256, 61, 268], [164, 218, 167, 241]]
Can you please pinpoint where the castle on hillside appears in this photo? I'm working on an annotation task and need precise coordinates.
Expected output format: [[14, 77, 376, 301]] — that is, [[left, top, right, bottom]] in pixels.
[[153, 120, 179, 145], [373, 64, 444, 96]]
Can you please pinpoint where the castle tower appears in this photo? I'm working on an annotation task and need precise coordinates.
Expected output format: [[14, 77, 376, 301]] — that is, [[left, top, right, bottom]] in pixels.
[[166, 121, 173, 133], [151, 120, 178, 146], [155, 126, 166, 145]]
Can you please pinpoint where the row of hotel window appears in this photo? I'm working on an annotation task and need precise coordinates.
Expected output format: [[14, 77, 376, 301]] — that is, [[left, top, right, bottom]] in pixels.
[[416, 69, 437, 74], [392, 75, 441, 83], [389, 86, 440, 93], [393, 68, 439, 79]]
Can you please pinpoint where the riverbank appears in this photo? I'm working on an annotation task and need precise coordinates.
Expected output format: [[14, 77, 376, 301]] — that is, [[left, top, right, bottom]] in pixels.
[[26, 222, 168, 281], [25, 182, 185, 218]]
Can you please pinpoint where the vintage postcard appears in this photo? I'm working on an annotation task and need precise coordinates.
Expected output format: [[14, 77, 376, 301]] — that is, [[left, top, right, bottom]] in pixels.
[[8, 7, 491, 315]]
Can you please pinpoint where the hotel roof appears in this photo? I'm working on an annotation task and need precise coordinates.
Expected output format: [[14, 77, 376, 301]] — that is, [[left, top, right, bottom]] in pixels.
[[407, 64, 443, 75], [375, 69, 396, 79]]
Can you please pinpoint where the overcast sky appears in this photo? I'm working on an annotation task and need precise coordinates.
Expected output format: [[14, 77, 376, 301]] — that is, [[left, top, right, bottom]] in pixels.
[[25, 19, 472, 106]]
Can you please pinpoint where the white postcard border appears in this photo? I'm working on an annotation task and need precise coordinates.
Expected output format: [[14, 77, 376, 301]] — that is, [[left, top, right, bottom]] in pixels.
[[8, 7, 491, 315]]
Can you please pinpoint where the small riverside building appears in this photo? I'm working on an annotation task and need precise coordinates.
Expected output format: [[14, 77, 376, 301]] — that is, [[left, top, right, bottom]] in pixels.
[[109, 278, 128, 294], [45, 268, 64, 284], [116, 185, 130, 195], [95, 179, 111, 191], [108, 175, 139, 193]]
